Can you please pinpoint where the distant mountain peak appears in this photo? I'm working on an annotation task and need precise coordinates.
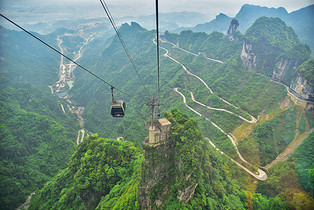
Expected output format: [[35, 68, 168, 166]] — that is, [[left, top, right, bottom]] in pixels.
[[119, 21, 146, 32], [237, 4, 288, 16], [216, 13, 229, 19]]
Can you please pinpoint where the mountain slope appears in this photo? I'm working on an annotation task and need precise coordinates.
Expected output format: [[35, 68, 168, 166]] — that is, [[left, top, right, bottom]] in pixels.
[[190, 4, 314, 54], [191, 4, 289, 34], [29, 135, 142, 209], [29, 109, 252, 209], [192, 13, 232, 34], [0, 87, 77, 210], [0, 26, 59, 90], [241, 17, 311, 84], [0, 27, 79, 209]]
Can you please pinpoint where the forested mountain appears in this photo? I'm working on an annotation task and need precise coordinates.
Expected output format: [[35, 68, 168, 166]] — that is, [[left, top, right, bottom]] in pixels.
[[29, 109, 291, 209], [0, 27, 79, 209], [29, 134, 142, 209], [190, 4, 314, 55], [0, 87, 77, 209], [242, 17, 310, 84], [22, 14, 314, 209], [1, 4, 313, 209]]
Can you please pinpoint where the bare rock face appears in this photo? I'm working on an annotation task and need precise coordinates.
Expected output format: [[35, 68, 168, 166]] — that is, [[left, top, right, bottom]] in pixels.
[[139, 133, 199, 209], [139, 141, 175, 209], [290, 73, 314, 101], [177, 183, 198, 203], [241, 42, 257, 70], [272, 58, 298, 82], [227, 19, 239, 41]]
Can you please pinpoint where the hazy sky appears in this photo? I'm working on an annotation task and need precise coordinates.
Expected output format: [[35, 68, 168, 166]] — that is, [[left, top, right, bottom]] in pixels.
[[2, 0, 313, 17], [103, 0, 314, 16]]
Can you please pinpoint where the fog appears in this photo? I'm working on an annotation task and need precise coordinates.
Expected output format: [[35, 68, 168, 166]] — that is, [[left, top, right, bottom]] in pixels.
[[0, 0, 312, 28]]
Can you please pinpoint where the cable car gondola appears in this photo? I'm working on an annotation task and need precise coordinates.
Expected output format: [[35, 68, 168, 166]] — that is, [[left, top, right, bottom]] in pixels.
[[110, 86, 126, 117], [111, 100, 126, 117]]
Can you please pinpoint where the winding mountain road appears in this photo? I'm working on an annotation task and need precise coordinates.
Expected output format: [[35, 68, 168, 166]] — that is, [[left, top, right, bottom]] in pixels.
[[156, 37, 268, 180], [155, 38, 239, 109], [162, 39, 313, 106], [156, 37, 313, 180], [174, 88, 267, 181], [153, 36, 268, 181], [161, 39, 224, 64], [190, 91, 257, 123]]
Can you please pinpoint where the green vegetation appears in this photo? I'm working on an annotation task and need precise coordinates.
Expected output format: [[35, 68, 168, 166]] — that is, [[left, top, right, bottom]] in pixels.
[[158, 109, 248, 209], [0, 87, 77, 210], [252, 193, 289, 209], [245, 17, 299, 52], [2, 13, 313, 209], [257, 161, 314, 209], [164, 29, 242, 60], [295, 133, 314, 195], [29, 135, 142, 209], [240, 107, 297, 166], [296, 58, 314, 84], [244, 17, 311, 83], [0, 26, 79, 209], [258, 162, 300, 197], [0, 27, 59, 91]]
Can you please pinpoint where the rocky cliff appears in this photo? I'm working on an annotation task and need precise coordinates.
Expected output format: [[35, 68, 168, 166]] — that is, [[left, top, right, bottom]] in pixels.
[[139, 140, 175, 209], [138, 109, 251, 209], [290, 66, 314, 102], [271, 58, 298, 82], [139, 114, 199, 209], [241, 17, 311, 86], [290, 74, 314, 101], [227, 19, 240, 41], [240, 42, 257, 70]]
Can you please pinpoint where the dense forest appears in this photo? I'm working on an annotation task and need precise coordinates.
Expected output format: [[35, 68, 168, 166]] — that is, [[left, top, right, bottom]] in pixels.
[[0, 27, 80, 209], [29, 134, 142, 209], [0, 87, 77, 209], [244, 17, 311, 84], [0, 5, 313, 209], [29, 109, 298, 209], [296, 57, 314, 84]]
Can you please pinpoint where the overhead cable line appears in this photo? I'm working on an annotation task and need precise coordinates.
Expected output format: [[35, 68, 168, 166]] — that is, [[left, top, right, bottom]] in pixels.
[[99, 0, 151, 98], [155, 0, 160, 95], [0, 14, 132, 98], [0, 14, 150, 121]]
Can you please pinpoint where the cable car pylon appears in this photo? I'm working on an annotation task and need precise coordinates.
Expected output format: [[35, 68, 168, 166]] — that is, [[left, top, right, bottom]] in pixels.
[[146, 97, 160, 128], [144, 0, 171, 145]]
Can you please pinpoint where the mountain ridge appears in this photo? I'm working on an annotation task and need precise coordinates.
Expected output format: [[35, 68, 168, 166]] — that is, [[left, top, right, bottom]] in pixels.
[[1, 4, 313, 209], [190, 4, 314, 54]]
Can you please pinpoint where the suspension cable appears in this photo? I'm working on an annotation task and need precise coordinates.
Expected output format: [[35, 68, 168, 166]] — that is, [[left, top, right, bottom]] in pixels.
[[99, 0, 151, 98], [155, 0, 160, 95], [0, 14, 133, 97], [0, 14, 151, 122]]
